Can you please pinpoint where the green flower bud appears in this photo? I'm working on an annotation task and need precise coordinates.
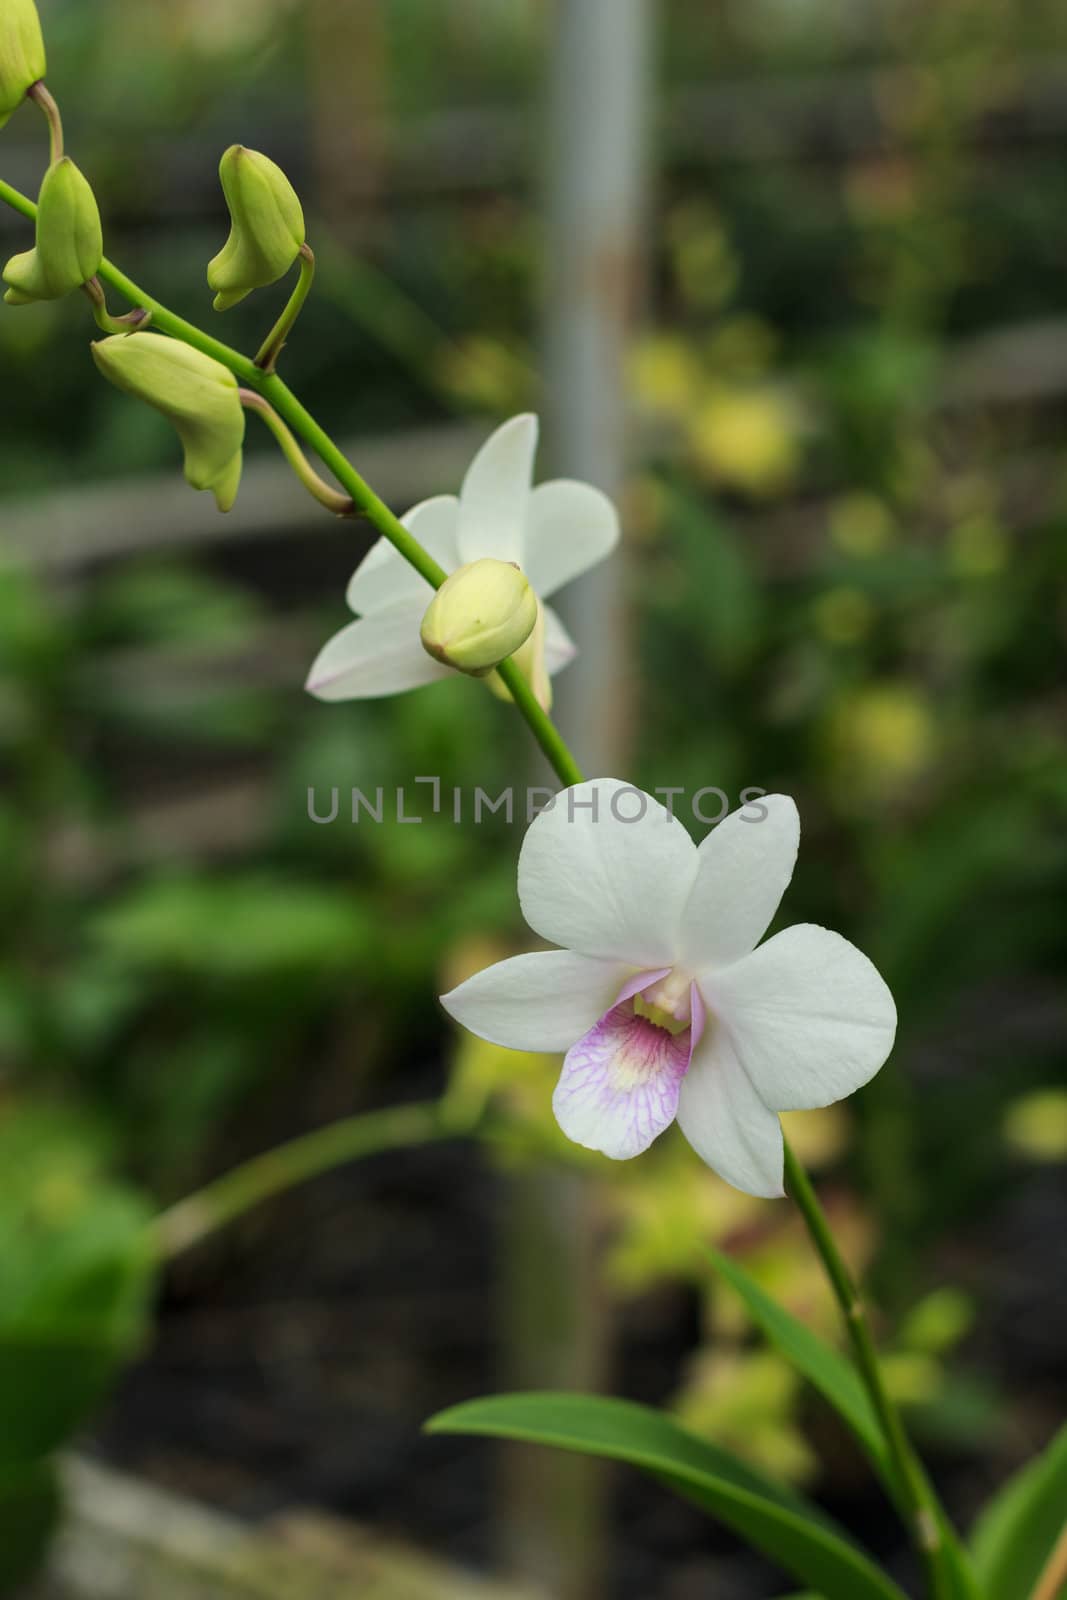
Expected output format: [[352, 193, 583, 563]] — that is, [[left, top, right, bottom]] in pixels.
[[0, 0, 45, 129], [207, 145, 305, 312], [420, 558, 538, 676], [3, 157, 102, 304], [91, 333, 245, 512]]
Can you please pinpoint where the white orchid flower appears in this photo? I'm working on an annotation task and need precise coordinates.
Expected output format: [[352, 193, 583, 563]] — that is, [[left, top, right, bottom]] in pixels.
[[441, 783, 897, 1198], [305, 414, 618, 704]]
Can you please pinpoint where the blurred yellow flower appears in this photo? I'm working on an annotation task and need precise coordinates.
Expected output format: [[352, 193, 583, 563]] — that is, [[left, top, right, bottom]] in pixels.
[[605, 1147, 762, 1295], [630, 335, 703, 419], [1003, 1089, 1067, 1162], [899, 1288, 974, 1355], [827, 682, 936, 795], [882, 1351, 942, 1407], [433, 334, 532, 415], [828, 492, 895, 557], [689, 385, 801, 497], [675, 1348, 816, 1482]]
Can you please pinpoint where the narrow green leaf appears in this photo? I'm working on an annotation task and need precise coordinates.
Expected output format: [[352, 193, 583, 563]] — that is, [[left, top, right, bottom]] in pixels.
[[707, 1245, 892, 1482], [708, 1248, 981, 1600], [970, 1421, 1067, 1600], [427, 1392, 909, 1600]]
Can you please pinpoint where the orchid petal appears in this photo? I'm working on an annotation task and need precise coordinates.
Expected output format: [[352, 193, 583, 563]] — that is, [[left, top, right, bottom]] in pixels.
[[543, 604, 578, 676], [440, 950, 628, 1053], [519, 780, 698, 966], [524, 479, 620, 599], [703, 924, 897, 1112], [345, 495, 461, 616], [457, 414, 538, 566], [678, 794, 800, 971], [305, 599, 450, 701], [676, 1026, 785, 1197], [553, 1000, 693, 1160]]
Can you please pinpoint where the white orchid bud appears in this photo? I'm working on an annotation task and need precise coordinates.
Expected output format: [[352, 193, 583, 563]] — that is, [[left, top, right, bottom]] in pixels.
[[420, 558, 538, 676]]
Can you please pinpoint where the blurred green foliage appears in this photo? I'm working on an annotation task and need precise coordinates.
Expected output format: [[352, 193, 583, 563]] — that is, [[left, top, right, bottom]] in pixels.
[[0, 1110, 153, 1584]]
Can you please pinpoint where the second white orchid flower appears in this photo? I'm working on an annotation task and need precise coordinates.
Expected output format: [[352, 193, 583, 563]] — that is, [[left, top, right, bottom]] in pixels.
[[304, 414, 619, 707], [441, 784, 897, 1198]]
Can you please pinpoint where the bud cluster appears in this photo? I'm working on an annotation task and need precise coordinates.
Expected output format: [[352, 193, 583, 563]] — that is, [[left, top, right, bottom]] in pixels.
[[1, 3, 315, 517]]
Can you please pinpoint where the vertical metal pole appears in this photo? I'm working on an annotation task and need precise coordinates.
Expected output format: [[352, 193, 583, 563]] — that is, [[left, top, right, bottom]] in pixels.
[[544, 0, 653, 770], [498, 6, 654, 1598]]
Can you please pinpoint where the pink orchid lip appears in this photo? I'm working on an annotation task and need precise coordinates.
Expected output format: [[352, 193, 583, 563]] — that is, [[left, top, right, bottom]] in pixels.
[[550, 971, 706, 1162], [552, 996, 691, 1160]]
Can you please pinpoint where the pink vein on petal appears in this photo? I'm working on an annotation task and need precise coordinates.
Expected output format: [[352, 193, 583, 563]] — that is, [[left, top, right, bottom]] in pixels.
[[552, 999, 695, 1161]]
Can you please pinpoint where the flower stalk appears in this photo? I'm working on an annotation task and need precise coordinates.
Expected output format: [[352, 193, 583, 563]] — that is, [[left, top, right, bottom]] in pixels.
[[783, 1140, 973, 1600], [27, 78, 60, 160], [153, 1101, 450, 1259], [82, 274, 150, 334], [238, 386, 353, 516], [255, 240, 315, 373]]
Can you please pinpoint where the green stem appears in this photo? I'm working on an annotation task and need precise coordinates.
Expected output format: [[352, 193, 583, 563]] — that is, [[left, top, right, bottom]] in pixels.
[[154, 1101, 449, 1259], [82, 275, 152, 334], [27, 82, 63, 163], [256, 368, 451, 589], [254, 241, 315, 373], [494, 655, 584, 785], [784, 1140, 971, 1600], [238, 387, 353, 516]]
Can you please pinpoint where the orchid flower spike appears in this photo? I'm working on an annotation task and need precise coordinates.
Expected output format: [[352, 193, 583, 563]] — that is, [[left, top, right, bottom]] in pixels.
[[441, 784, 897, 1198], [304, 414, 618, 709]]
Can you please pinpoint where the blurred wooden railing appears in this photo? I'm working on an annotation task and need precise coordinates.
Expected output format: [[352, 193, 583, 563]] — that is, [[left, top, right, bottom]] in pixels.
[[30, 1457, 539, 1600]]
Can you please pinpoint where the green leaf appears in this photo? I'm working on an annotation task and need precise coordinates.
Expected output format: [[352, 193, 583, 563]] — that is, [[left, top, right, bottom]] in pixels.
[[0, 1148, 155, 1465], [708, 1249, 981, 1600], [0, 1462, 60, 1592], [970, 1421, 1067, 1600], [706, 1246, 894, 1485], [427, 1392, 908, 1600], [0, 1241, 153, 1463]]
